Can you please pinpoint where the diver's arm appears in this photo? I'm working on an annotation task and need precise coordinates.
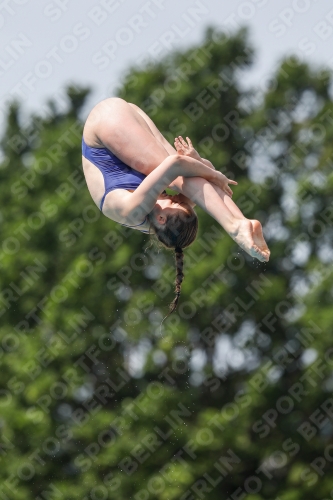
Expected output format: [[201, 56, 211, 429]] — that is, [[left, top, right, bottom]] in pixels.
[[105, 155, 236, 222]]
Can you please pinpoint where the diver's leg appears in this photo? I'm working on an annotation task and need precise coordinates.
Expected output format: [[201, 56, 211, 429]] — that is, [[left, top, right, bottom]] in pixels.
[[85, 97, 171, 176], [172, 176, 270, 262], [128, 102, 177, 155], [129, 105, 270, 260]]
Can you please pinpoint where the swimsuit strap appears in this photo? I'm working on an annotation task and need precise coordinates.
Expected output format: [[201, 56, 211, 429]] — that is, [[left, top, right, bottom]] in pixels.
[[118, 216, 147, 227]]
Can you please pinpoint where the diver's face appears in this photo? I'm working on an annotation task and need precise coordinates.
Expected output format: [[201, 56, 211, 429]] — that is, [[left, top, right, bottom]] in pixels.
[[152, 193, 195, 226], [155, 193, 191, 214]]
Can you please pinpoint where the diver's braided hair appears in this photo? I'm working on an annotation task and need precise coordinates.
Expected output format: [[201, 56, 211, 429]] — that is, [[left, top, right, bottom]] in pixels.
[[169, 246, 184, 314], [149, 208, 198, 317]]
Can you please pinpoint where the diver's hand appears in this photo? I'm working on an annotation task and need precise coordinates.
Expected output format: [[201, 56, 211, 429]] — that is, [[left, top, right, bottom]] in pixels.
[[175, 136, 216, 171], [210, 171, 238, 197], [174, 136, 202, 162], [172, 138, 237, 196]]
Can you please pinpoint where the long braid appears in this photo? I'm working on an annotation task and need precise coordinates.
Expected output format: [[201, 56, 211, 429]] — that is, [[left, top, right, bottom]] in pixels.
[[159, 247, 184, 329], [149, 207, 198, 324], [169, 246, 184, 314]]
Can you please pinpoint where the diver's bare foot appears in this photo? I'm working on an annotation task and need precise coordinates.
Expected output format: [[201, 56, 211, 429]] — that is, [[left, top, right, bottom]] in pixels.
[[230, 219, 270, 262], [250, 220, 270, 261]]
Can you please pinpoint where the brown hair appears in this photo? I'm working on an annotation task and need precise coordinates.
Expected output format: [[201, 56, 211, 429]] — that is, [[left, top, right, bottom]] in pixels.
[[148, 208, 198, 315]]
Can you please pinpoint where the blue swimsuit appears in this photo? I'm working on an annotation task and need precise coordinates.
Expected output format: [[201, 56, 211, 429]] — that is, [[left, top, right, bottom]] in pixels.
[[82, 137, 149, 233]]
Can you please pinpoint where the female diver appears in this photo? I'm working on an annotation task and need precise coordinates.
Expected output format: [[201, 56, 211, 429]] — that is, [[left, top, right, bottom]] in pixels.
[[82, 97, 270, 313]]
